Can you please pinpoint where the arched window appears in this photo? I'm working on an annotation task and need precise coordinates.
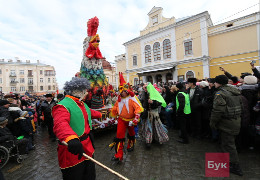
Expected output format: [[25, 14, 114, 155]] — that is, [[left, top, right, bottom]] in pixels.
[[186, 71, 194, 80], [153, 42, 161, 61], [163, 39, 171, 59], [145, 45, 151, 63]]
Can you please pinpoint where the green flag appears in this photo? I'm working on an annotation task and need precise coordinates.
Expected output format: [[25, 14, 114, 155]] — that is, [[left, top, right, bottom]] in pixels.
[[146, 82, 166, 107]]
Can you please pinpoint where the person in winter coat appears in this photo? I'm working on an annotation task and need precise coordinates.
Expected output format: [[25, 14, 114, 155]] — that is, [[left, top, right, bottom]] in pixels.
[[238, 75, 258, 149], [210, 75, 243, 176], [186, 78, 204, 138], [176, 83, 191, 144], [52, 77, 102, 180], [0, 116, 28, 155], [199, 81, 211, 137], [40, 94, 56, 141]]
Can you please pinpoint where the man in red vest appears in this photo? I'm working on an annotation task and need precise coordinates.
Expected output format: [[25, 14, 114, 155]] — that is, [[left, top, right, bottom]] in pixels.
[[52, 77, 101, 180]]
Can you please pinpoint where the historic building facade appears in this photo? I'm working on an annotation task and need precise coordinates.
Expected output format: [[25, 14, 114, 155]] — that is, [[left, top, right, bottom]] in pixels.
[[115, 7, 260, 84], [0, 59, 58, 95]]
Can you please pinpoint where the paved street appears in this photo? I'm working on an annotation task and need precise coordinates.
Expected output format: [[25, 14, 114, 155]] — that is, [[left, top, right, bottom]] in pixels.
[[2, 126, 260, 180]]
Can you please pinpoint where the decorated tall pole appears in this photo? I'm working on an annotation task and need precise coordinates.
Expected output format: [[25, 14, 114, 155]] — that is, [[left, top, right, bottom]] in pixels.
[[80, 16, 108, 109]]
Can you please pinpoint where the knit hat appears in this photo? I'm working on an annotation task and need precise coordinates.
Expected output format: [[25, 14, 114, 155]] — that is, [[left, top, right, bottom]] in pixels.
[[199, 81, 209, 88], [215, 75, 228, 85], [0, 117, 8, 125], [244, 75, 257, 85], [187, 78, 197, 84], [0, 100, 11, 106]]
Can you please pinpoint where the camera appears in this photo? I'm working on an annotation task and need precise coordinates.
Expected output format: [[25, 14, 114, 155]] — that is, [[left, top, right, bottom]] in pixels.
[[251, 60, 256, 64]]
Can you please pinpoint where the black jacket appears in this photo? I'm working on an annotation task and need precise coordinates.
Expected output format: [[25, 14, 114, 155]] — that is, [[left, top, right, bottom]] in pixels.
[[0, 126, 15, 145], [187, 86, 203, 111], [39, 99, 56, 122]]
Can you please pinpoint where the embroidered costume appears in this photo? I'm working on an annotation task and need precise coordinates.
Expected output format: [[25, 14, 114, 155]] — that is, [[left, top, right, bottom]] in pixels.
[[52, 77, 101, 180]]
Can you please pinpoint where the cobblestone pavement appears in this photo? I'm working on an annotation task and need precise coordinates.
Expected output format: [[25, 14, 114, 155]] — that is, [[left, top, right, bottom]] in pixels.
[[2, 126, 260, 180]]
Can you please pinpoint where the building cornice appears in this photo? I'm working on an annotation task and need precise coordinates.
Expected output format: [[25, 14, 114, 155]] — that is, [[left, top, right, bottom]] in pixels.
[[209, 20, 260, 36], [210, 12, 259, 28], [126, 56, 209, 73], [123, 11, 210, 46]]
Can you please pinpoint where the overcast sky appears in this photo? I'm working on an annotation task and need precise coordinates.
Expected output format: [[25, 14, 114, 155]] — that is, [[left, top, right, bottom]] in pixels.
[[0, 0, 259, 89]]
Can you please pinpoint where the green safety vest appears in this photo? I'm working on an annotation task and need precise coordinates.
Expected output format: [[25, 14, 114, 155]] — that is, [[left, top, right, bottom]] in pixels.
[[58, 97, 92, 136], [176, 92, 191, 114]]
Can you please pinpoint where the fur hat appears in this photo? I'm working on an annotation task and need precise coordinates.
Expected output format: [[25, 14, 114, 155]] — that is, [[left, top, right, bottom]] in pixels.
[[176, 82, 184, 90], [207, 78, 215, 84], [244, 75, 257, 85], [199, 81, 209, 88], [230, 76, 238, 83], [45, 94, 53, 98], [0, 117, 8, 125], [57, 94, 64, 99], [215, 75, 228, 85], [187, 78, 197, 84]]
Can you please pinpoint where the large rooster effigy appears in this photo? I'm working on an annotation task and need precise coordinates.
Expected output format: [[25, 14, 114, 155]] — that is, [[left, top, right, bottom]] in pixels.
[[80, 16, 109, 109]]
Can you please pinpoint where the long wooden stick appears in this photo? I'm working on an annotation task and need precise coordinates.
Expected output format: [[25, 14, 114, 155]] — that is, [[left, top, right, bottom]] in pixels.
[[62, 141, 129, 180]]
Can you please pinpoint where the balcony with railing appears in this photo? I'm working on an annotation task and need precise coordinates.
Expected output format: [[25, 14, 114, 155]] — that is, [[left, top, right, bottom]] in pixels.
[[27, 73, 33, 77], [9, 73, 16, 77], [28, 82, 33, 85], [10, 81, 18, 84]]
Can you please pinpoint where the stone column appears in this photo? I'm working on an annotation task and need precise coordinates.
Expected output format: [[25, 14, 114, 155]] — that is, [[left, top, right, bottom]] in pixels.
[[162, 73, 166, 83], [173, 68, 178, 82], [152, 74, 156, 84], [142, 76, 147, 83]]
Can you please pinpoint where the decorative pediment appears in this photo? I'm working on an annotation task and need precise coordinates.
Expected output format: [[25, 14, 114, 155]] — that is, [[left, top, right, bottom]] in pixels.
[[148, 6, 163, 15]]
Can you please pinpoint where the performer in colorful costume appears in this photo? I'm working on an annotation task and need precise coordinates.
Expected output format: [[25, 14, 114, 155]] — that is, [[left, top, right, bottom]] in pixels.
[[110, 72, 143, 161], [52, 77, 102, 180]]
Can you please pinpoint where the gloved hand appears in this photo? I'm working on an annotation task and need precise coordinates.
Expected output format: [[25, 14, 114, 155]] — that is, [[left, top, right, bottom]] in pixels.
[[132, 119, 138, 126], [67, 139, 84, 160]]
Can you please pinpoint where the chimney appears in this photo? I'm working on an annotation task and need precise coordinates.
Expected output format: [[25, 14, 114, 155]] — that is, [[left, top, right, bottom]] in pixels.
[[26, 60, 30, 63]]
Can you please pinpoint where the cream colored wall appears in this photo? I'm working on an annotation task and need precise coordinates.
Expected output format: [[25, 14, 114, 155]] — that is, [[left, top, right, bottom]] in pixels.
[[116, 60, 126, 74], [104, 67, 116, 86], [209, 51, 259, 78], [208, 25, 258, 58], [140, 18, 175, 36], [127, 41, 141, 70], [128, 72, 139, 85], [175, 20, 202, 60], [177, 61, 204, 80]]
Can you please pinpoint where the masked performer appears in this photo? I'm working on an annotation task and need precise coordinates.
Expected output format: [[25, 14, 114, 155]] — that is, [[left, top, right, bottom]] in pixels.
[[109, 72, 143, 161], [52, 77, 102, 180]]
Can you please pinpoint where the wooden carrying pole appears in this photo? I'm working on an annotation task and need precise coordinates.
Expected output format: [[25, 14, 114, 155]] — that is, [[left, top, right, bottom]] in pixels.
[[62, 141, 129, 180]]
